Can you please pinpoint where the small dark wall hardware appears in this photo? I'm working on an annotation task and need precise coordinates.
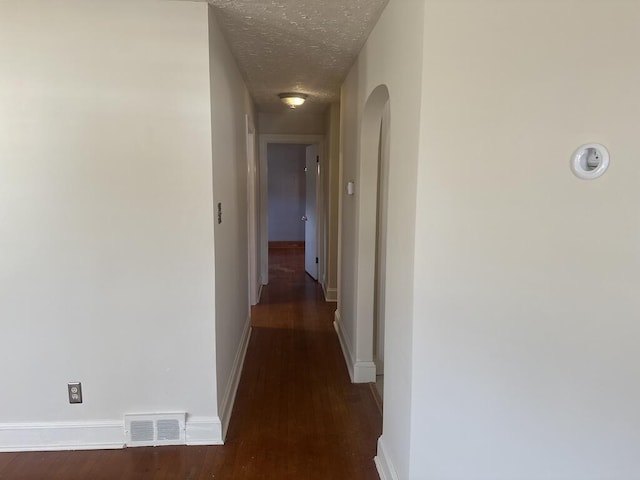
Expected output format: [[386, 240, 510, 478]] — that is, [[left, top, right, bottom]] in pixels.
[[68, 382, 82, 404], [217, 203, 222, 224]]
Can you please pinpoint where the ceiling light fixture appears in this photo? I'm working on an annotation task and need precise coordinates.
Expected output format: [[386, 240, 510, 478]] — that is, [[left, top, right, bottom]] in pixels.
[[279, 92, 308, 109]]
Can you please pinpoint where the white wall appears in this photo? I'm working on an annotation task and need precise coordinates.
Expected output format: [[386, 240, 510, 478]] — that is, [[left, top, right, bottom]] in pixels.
[[259, 112, 325, 135], [267, 144, 306, 242], [0, 1, 219, 448], [0, 0, 255, 451], [411, 1, 640, 478], [208, 6, 256, 440], [338, 0, 425, 478]]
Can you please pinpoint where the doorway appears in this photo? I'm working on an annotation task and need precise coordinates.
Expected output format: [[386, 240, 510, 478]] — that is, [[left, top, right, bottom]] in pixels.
[[304, 144, 319, 280], [257, 135, 325, 287], [266, 143, 306, 247], [373, 102, 390, 401], [342, 84, 389, 392]]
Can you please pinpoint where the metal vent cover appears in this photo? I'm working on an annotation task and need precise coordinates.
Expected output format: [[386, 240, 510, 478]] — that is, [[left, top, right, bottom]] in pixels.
[[130, 420, 154, 443], [124, 413, 186, 447]]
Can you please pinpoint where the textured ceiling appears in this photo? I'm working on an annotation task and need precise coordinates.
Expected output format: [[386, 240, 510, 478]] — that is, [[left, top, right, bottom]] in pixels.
[[208, 0, 389, 113]]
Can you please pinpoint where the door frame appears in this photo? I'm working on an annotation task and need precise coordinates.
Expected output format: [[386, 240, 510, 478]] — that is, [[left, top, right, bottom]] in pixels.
[[246, 115, 260, 306], [258, 134, 325, 285]]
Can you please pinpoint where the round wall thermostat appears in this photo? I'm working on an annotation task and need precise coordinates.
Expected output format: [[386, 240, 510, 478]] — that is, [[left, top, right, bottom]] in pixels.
[[570, 143, 610, 180]]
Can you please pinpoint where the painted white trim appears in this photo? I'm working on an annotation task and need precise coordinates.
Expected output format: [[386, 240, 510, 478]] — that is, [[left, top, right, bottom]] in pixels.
[[185, 416, 222, 446], [324, 286, 337, 302], [0, 421, 124, 452], [374, 436, 400, 480], [246, 115, 260, 307], [257, 283, 263, 303], [334, 310, 376, 383], [354, 361, 376, 383], [0, 415, 229, 451], [218, 316, 252, 441], [334, 310, 354, 380]]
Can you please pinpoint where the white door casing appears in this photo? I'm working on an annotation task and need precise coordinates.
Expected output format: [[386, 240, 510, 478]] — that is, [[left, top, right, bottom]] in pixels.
[[258, 135, 324, 285], [246, 115, 260, 305]]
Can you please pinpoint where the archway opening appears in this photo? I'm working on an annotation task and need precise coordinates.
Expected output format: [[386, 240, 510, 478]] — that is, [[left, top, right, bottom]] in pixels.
[[354, 84, 390, 404]]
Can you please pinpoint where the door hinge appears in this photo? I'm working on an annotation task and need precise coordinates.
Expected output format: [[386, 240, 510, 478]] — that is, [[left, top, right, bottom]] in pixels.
[[315, 257, 318, 264], [316, 155, 319, 163]]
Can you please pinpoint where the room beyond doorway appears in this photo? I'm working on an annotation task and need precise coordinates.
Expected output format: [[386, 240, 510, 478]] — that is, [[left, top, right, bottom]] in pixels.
[[265, 142, 318, 281], [257, 134, 325, 288], [266, 143, 307, 248]]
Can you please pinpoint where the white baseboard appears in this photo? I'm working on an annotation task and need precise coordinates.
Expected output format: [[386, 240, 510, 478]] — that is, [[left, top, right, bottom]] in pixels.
[[333, 311, 376, 383], [0, 421, 124, 452], [0, 416, 226, 452], [374, 436, 400, 480], [0, 321, 252, 452], [333, 310, 354, 380], [218, 316, 252, 441], [0, 414, 228, 451], [322, 283, 337, 302], [185, 416, 222, 446], [354, 361, 376, 383]]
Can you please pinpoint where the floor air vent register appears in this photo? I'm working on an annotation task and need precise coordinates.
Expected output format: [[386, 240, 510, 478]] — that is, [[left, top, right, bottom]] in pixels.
[[124, 413, 186, 447]]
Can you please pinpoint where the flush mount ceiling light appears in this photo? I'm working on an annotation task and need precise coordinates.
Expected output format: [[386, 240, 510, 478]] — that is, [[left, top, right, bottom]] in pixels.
[[278, 92, 308, 109]]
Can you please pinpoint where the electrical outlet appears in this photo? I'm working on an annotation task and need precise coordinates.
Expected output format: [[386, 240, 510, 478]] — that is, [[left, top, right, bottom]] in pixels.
[[68, 382, 82, 404]]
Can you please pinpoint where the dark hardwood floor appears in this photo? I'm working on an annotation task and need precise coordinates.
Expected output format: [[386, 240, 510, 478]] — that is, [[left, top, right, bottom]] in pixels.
[[0, 246, 382, 479]]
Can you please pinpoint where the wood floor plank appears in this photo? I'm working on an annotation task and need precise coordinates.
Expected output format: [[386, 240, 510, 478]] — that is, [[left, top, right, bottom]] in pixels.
[[0, 452, 17, 473], [0, 247, 381, 479]]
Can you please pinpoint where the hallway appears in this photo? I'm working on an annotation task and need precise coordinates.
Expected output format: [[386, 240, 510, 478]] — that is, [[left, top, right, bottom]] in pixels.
[[233, 245, 382, 478], [0, 246, 381, 480]]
